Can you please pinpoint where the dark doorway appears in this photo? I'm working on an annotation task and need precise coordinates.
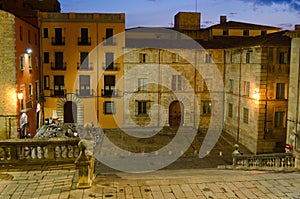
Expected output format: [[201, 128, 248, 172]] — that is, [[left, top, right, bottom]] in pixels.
[[64, 101, 77, 123], [169, 101, 183, 126]]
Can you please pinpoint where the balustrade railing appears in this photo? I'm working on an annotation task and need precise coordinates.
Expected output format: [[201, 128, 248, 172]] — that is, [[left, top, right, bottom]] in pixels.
[[233, 152, 295, 169], [0, 138, 80, 165]]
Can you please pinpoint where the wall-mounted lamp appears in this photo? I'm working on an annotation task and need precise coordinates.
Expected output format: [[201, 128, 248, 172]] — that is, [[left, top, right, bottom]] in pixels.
[[253, 91, 259, 100], [26, 48, 32, 54], [17, 91, 23, 100]]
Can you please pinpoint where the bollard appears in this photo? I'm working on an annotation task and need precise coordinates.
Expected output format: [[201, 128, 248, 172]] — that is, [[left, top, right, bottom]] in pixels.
[[75, 140, 93, 189]]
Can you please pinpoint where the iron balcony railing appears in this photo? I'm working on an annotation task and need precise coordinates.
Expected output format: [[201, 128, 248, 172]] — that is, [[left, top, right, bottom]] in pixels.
[[77, 37, 91, 46], [51, 37, 65, 45], [51, 62, 67, 70]]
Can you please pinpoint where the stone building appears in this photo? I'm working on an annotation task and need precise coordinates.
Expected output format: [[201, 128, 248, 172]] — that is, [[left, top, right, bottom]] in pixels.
[[0, 10, 40, 138], [39, 12, 125, 128], [223, 31, 291, 154]]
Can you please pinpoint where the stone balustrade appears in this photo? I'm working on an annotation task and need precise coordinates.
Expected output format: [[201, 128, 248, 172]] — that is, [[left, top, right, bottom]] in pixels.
[[0, 138, 80, 165], [233, 152, 295, 169]]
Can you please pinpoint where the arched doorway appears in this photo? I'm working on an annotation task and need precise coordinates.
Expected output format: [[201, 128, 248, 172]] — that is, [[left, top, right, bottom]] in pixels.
[[169, 101, 183, 126], [64, 101, 77, 123]]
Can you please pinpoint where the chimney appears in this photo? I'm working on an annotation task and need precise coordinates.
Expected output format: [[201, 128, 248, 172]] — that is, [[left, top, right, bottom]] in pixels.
[[220, 16, 227, 24], [295, 25, 300, 31]]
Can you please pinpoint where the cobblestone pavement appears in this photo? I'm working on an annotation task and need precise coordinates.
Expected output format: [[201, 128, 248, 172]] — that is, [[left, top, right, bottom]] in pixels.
[[0, 165, 300, 199]]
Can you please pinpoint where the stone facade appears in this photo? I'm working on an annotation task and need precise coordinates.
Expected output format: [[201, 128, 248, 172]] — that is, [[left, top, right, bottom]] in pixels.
[[0, 10, 18, 139]]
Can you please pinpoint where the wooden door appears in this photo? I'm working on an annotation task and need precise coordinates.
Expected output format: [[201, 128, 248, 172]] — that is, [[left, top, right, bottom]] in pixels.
[[169, 101, 183, 126]]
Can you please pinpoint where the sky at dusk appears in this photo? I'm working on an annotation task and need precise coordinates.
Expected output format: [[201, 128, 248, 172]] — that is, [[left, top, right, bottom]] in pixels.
[[59, 0, 299, 30]]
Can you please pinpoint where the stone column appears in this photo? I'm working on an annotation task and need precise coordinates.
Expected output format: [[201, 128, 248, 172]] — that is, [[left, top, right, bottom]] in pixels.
[[286, 28, 300, 168]]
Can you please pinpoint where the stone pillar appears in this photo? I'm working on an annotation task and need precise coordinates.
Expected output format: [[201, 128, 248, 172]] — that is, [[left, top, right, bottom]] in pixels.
[[286, 29, 300, 168], [75, 140, 94, 189]]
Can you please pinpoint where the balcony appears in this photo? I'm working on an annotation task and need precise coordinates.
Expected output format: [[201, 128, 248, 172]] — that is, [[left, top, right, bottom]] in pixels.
[[51, 62, 67, 70], [51, 87, 66, 97], [77, 62, 93, 71], [76, 89, 94, 97], [102, 62, 120, 71], [78, 37, 91, 46], [101, 89, 120, 97], [103, 37, 116, 46], [51, 37, 65, 45]]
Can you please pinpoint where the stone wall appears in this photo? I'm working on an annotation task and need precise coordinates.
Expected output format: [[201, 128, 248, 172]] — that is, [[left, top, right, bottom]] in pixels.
[[0, 10, 17, 138]]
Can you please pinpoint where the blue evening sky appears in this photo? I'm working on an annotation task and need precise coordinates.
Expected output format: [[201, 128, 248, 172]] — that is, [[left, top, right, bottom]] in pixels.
[[59, 0, 299, 30]]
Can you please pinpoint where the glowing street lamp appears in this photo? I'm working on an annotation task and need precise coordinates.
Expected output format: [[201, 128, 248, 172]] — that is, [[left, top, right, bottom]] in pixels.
[[253, 91, 259, 100], [17, 91, 23, 100], [26, 48, 32, 54]]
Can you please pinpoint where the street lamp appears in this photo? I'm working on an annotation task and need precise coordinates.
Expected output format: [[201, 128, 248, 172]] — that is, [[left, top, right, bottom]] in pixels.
[[26, 48, 32, 54], [253, 91, 259, 100], [17, 91, 23, 111]]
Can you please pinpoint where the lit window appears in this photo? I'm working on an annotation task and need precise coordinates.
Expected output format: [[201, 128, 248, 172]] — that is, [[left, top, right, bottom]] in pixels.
[[29, 84, 33, 97], [202, 101, 212, 115]]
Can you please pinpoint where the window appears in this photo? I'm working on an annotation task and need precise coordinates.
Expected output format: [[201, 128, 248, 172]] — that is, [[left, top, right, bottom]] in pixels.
[[35, 81, 39, 101], [28, 84, 33, 97], [54, 76, 65, 96], [137, 101, 148, 115], [261, 30, 267, 35], [105, 28, 114, 45], [230, 53, 235, 63], [243, 30, 249, 36], [139, 53, 147, 63], [229, 79, 234, 93], [244, 81, 250, 96], [54, 52, 64, 70], [28, 30, 30, 43], [103, 75, 116, 96], [44, 52, 49, 63], [20, 26, 23, 40], [20, 55, 25, 70], [104, 101, 115, 114], [274, 111, 285, 127], [105, 52, 114, 70], [279, 52, 288, 64], [243, 108, 249, 124], [138, 78, 148, 91], [223, 29, 228, 36], [172, 53, 179, 63], [79, 75, 91, 96], [202, 101, 212, 115], [43, 28, 48, 38], [228, 103, 233, 118], [246, 52, 251, 64], [44, 75, 49, 89], [53, 28, 64, 45], [80, 52, 89, 69], [78, 28, 90, 45], [276, 83, 285, 99], [205, 53, 212, 63], [28, 55, 32, 70], [172, 75, 183, 91]]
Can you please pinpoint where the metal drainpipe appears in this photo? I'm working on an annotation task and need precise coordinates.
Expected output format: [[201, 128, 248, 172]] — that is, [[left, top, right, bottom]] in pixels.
[[263, 48, 269, 139]]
